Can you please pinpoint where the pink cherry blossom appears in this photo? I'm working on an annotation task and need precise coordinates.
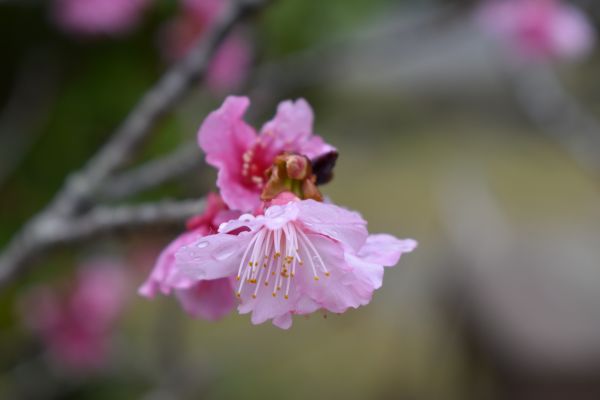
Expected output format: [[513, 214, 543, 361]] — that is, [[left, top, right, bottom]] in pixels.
[[54, 0, 150, 36], [477, 0, 596, 61], [19, 261, 128, 372], [138, 193, 239, 321], [160, 0, 252, 93], [175, 196, 417, 329], [198, 96, 336, 212], [206, 34, 253, 94]]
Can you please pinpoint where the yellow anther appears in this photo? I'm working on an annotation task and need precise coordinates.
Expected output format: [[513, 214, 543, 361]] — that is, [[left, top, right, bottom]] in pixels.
[[284, 295, 289, 300], [314, 276, 319, 281], [252, 294, 257, 299], [250, 279, 257, 284], [272, 292, 277, 297], [325, 272, 331, 277]]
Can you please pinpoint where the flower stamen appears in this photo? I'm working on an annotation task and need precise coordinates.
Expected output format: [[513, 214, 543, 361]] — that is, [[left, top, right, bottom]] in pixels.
[[236, 221, 328, 299]]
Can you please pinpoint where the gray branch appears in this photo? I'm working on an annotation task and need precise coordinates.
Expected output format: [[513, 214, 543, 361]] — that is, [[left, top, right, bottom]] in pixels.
[[50, 0, 261, 216], [45, 199, 206, 244], [0, 0, 266, 289], [503, 60, 600, 175], [98, 144, 202, 201], [0, 199, 205, 282]]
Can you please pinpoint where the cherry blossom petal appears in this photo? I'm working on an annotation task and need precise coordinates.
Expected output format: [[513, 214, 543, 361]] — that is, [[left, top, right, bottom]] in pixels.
[[138, 230, 205, 298], [261, 99, 314, 144], [294, 234, 369, 313], [272, 313, 293, 330], [175, 232, 253, 280], [55, 0, 149, 36], [358, 234, 418, 267], [175, 278, 236, 321], [261, 98, 335, 158], [197, 96, 259, 211], [206, 33, 252, 94], [296, 200, 368, 251]]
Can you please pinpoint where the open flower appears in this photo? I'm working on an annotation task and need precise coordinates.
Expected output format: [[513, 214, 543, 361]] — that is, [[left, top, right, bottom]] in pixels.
[[175, 196, 416, 329], [476, 0, 595, 61], [198, 96, 336, 212], [19, 261, 128, 372], [138, 193, 239, 321], [160, 0, 252, 93], [54, 0, 150, 36]]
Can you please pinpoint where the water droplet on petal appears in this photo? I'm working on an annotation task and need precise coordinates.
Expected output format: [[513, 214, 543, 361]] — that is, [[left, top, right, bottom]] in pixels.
[[196, 241, 209, 249]]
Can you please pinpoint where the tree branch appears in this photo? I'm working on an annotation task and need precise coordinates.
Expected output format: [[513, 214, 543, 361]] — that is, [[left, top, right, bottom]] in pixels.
[[0, 0, 266, 289], [98, 144, 202, 201], [47, 199, 206, 244], [503, 60, 600, 175], [51, 0, 261, 216], [0, 199, 205, 280]]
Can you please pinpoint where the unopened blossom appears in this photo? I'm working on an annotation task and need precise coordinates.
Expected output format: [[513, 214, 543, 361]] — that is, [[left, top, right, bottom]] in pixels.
[[198, 96, 336, 212], [139, 193, 239, 320], [477, 0, 596, 61], [175, 195, 417, 329], [20, 261, 128, 372], [161, 0, 252, 93], [54, 0, 150, 36]]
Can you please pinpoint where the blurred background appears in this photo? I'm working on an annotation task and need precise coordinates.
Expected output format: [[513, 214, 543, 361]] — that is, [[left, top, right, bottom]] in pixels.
[[1, 0, 600, 399]]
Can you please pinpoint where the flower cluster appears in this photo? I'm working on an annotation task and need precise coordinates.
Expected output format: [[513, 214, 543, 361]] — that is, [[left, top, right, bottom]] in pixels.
[[476, 0, 595, 62], [160, 0, 252, 93], [54, 0, 150, 36], [140, 96, 417, 329], [20, 261, 129, 371]]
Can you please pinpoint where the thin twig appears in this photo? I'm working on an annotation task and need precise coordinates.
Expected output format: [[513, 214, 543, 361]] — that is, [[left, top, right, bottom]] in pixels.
[[0, 0, 265, 288], [43, 199, 206, 245], [0, 199, 204, 290], [98, 144, 201, 201], [50, 0, 260, 216], [502, 60, 600, 175], [249, 4, 453, 97]]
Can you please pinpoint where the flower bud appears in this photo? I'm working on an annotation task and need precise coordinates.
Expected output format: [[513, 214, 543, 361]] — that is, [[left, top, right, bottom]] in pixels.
[[285, 155, 310, 180]]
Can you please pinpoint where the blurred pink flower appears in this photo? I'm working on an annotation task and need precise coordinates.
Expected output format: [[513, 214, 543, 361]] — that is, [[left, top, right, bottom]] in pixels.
[[161, 0, 252, 93], [20, 261, 128, 372], [54, 0, 150, 36], [477, 0, 596, 61], [138, 193, 239, 321], [198, 96, 336, 212], [175, 195, 417, 329]]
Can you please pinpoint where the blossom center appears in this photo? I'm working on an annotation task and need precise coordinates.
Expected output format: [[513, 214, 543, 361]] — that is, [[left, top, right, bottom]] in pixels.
[[240, 142, 272, 190], [235, 223, 330, 300], [261, 153, 323, 202]]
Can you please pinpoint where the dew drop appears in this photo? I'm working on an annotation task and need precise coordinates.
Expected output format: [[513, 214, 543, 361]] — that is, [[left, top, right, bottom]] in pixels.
[[196, 241, 209, 249]]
